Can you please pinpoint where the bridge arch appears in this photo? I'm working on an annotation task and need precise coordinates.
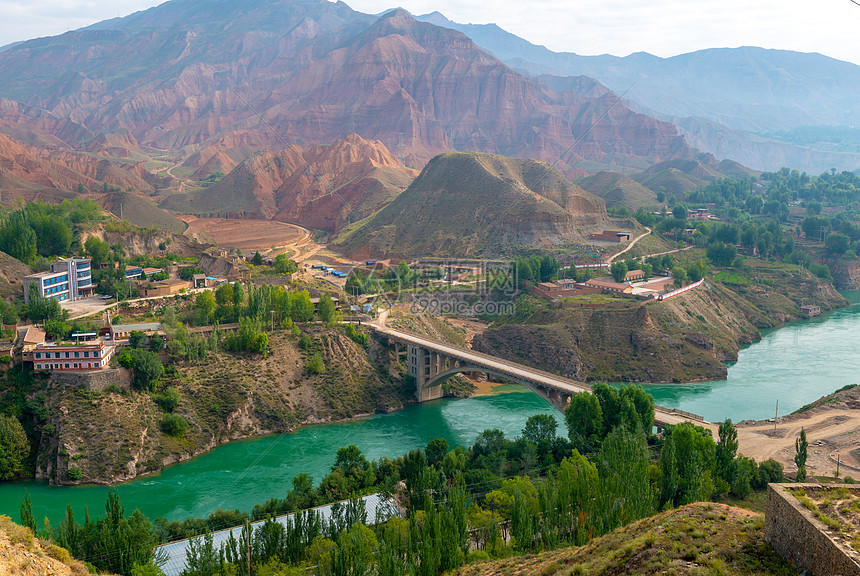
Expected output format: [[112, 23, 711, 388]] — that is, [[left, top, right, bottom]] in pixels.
[[423, 364, 574, 410]]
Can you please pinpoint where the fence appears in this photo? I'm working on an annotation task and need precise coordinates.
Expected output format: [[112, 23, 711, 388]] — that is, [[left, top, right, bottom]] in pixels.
[[656, 278, 704, 301]]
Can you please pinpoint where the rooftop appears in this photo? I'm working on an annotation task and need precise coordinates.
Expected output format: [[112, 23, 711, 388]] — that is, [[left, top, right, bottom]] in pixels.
[[111, 322, 162, 332]]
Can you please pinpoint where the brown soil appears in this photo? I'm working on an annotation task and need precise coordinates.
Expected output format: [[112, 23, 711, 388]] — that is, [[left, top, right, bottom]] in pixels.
[[0, 516, 91, 576], [737, 386, 860, 480], [180, 216, 307, 253]]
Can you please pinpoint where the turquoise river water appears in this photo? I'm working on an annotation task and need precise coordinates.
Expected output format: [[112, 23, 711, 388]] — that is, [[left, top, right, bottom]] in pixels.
[[2, 292, 859, 525]]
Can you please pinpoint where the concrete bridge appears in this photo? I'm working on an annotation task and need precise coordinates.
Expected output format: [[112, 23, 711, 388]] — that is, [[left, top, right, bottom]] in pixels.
[[372, 325, 712, 432]]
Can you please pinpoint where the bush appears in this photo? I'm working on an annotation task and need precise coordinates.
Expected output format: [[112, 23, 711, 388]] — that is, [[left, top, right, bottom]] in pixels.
[[0, 354, 12, 364], [153, 387, 181, 412], [67, 466, 83, 481], [160, 413, 188, 437], [306, 353, 324, 375]]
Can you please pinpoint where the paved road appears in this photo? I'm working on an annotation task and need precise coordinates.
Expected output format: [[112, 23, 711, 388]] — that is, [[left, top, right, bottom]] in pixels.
[[372, 324, 712, 429]]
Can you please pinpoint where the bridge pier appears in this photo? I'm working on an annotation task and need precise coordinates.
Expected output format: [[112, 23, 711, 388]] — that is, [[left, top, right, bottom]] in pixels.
[[408, 344, 445, 402]]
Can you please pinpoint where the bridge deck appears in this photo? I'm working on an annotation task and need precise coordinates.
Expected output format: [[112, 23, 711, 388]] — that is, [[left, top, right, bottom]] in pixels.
[[374, 326, 712, 430]]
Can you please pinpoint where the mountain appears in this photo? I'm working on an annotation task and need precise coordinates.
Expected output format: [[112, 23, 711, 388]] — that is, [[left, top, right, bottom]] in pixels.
[[0, 131, 152, 200], [633, 154, 760, 198], [415, 12, 860, 173], [0, 0, 693, 179], [576, 171, 657, 210], [161, 134, 417, 230], [332, 151, 606, 258]]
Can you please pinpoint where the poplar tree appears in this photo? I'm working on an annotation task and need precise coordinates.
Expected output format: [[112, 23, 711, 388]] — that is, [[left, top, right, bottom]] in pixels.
[[795, 427, 808, 482]]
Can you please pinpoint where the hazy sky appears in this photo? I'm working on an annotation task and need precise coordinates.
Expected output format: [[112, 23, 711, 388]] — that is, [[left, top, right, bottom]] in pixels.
[[1, 0, 858, 65]]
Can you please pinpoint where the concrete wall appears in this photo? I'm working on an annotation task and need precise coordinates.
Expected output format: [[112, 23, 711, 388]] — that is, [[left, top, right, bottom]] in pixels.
[[765, 483, 860, 576]]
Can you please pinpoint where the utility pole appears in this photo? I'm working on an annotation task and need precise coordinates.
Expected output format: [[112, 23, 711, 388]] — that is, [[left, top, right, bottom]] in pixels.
[[270, 309, 274, 331], [774, 399, 778, 434], [246, 519, 251, 576], [837, 453, 841, 478]]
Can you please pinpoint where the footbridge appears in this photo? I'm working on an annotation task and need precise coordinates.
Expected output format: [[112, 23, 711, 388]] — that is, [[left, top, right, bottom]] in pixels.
[[372, 325, 712, 432]]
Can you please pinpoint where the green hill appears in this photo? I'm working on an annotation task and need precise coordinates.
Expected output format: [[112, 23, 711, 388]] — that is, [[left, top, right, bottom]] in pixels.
[[577, 170, 657, 210], [332, 152, 606, 258]]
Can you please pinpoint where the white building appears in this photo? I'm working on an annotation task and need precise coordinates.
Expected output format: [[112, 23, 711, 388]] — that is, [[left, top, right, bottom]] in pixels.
[[23, 257, 93, 304]]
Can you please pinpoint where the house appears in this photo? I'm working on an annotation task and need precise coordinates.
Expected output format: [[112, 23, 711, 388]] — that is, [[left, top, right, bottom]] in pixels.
[[584, 278, 634, 294], [125, 266, 143, 279], [23, 257, 93, 304], [589, 230, 631, 243], [192, 274, 207, 289], [33, 340, 115, 371], [800, 304, 822, 318], [141, 279, 190, 297], [18, 325, 46, 362], [109, 322, 163, 342], [624, 269, 646, 282]]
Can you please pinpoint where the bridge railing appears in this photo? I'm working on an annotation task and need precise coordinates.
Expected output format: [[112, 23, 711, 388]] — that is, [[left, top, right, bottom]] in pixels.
[[377, 326, 708, 423]]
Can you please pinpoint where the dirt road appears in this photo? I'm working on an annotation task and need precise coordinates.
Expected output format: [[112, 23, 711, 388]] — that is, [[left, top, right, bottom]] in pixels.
[[736, 387, 860, 479]]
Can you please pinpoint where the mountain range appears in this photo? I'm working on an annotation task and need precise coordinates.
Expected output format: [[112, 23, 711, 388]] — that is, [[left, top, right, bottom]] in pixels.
[[0, 0, 858, 250], [416, 11, 860, 174]]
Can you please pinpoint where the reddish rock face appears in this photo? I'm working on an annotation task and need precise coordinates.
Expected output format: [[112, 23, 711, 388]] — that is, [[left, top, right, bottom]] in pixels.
[[0, 131, 151, 194], [161, 134, 417, 228], [0, 1, 692, 177]]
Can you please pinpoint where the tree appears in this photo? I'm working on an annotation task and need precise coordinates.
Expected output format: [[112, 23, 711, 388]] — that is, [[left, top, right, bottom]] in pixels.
[[251, 251, 263, 265], [795, 427, 808, 482], [826, 232, 850, 255], [318, 293, 336, 324], [84, 236, 111, 267], [425, 438, 449, 467], [274, 253, 298, 274], [0, 415, 30, 480], [715, 419, 738, 486], [610, 261, 628, 283], [522, 414, 557, 445], [119, 348, 164, 392], [565, 393, 603, 452], [661, 422, 716, 506], [194, 291, 216, 325], [215, 283, 234, 307]]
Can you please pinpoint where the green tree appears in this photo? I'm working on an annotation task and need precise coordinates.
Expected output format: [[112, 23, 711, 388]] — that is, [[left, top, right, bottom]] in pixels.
[[661, 422, 716, 506], [251, 251, 263, 265], [565, 393, 603, 452], [194, 291, 216, 325], [274, 253, 298, 274], [826, 232, 850, 255], [425, 438, 449, 467], [84, 236, 111, 267], [795, 427, 808, 482], [0, 415, 30, 480], [715, 419, 738, 487], [215, 283, 234, 307], [610, 261, 628, 283], [318, 293, 336, 324], [119, 349, 164, 392], [521, 414, 557, 445], [20, 490, 36, 534]]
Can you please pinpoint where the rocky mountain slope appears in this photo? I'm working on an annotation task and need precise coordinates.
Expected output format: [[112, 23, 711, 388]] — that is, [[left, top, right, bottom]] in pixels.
[[475, 261, 846, 383], [417, 11, 860, 173], [0, 131, 152, 199], [162, 134, 417, 228], [0, 0, 692, 177], [333, 151, 607, 258]]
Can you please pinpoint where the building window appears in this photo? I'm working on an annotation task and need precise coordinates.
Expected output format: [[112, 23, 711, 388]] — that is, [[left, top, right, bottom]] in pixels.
[[65, 352, 70, 358], [35, 353, 40, 359], [84, 351, 89, 358], [74, 351, 79, 358], [54, 352, 60, 359], [94, 362, 100, 368], [64, 363, 69, 368]]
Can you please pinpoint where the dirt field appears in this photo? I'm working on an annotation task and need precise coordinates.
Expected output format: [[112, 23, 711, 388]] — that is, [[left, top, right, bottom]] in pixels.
[[179, 216, 308, 254], [736, 386, 860, 480]]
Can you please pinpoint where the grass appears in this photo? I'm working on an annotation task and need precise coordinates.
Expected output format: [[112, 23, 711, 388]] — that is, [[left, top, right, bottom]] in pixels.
[[452, 503, 795, 576], [714, 271, 751, 284], [790, 487, 860, 548]]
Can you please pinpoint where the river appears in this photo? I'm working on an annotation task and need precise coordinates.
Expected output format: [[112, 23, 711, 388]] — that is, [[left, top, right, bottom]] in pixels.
[[2, 293, 858, 525]]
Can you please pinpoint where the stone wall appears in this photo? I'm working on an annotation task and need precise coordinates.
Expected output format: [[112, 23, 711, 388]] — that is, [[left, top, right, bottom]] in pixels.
[[765, 483, 860, 576], [49, 368, 131, 391]]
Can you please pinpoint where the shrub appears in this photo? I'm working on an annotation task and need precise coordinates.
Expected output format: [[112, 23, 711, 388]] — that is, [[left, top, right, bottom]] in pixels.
[[153, 387, 181, 412], [306, 353, 324, 375], [160, 413, 188, 437], [67, 466, 83, 481]]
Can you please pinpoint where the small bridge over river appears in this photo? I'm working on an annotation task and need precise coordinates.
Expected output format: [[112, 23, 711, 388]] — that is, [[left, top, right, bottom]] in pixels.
[[372, 325, 712, 432]]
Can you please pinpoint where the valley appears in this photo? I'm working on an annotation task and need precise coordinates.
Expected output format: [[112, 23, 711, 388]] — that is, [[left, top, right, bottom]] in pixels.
[[0, 0, 859, 575]]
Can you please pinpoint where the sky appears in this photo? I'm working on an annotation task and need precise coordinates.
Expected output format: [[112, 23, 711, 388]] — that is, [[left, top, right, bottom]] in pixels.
[[0, 0, 858, 66]]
